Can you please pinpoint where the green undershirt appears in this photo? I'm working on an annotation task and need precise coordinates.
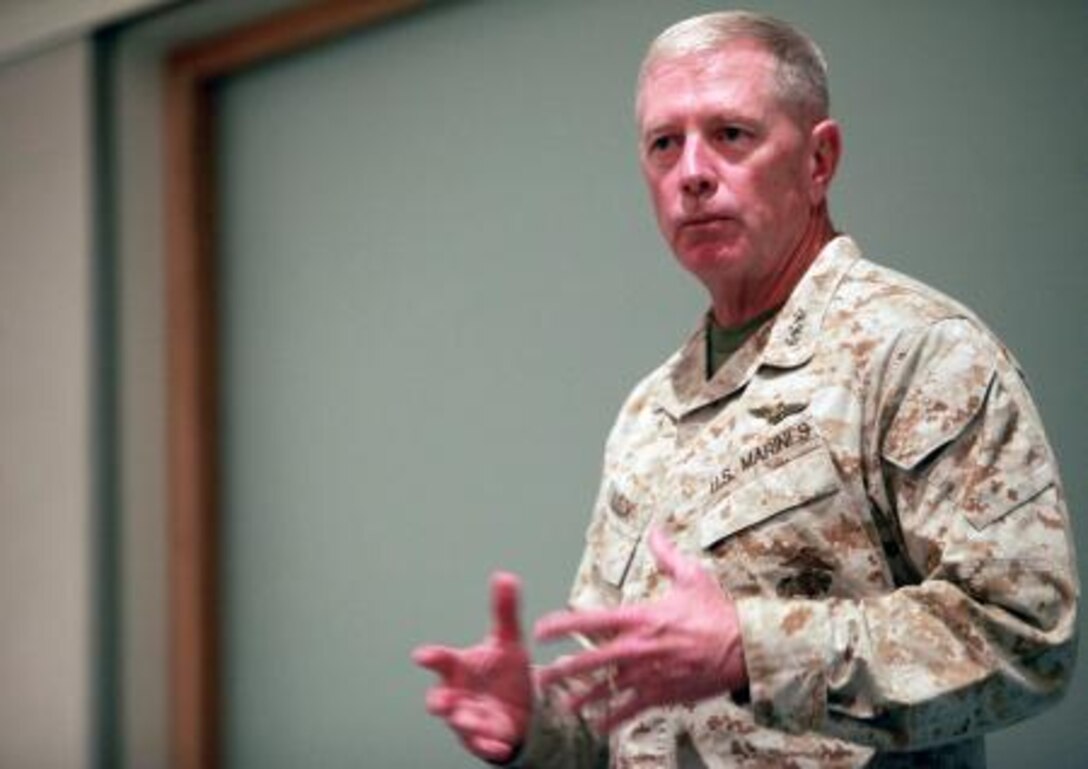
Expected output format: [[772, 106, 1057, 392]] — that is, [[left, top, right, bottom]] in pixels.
[[706, 306, 781, 379]]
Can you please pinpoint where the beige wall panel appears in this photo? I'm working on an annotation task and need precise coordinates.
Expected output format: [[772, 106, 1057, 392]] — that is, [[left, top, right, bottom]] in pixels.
[[0, 38, 92, 769]]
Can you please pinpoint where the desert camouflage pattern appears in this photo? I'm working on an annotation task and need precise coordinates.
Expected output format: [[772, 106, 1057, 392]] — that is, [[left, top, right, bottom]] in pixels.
[[516, 237, 1078, 768]]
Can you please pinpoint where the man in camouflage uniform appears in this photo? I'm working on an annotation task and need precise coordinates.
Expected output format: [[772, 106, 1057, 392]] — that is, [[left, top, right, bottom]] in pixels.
[[414, 11, 1078, 768]]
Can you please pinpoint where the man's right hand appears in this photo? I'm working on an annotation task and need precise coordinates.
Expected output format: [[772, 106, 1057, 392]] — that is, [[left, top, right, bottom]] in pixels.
[[412, 572, 533, 764]]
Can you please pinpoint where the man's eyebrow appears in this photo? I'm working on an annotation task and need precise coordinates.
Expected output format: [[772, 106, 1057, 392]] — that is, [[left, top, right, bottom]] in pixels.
[[707, 106, 761, 123], [640, 122, 674, 140], [640, 109, 759, 140]]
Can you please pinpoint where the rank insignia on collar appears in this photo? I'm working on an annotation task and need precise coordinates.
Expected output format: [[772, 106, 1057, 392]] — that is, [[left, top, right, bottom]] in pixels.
[[750, 400, 808, 425], [785, 308, 807, 346]]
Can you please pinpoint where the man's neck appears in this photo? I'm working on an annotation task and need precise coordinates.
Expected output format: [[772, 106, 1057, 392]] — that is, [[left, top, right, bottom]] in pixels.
[[710, 209, 836, 328]]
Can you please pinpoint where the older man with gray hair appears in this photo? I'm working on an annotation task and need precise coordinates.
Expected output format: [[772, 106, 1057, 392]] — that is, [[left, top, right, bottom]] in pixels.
[[415, 10, 1077, 768]]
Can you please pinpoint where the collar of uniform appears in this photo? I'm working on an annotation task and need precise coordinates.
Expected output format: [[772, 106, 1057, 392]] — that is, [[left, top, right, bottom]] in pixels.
[[762, 235, 861, 368], [655, 312, 772, 420], [655, 235, 861, 421]]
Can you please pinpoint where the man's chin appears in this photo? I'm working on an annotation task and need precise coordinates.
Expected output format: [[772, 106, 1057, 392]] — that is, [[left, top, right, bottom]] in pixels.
[[673, 244, 750, 279]]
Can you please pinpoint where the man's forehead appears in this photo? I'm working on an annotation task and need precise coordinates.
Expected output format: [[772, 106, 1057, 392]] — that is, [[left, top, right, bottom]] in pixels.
[[637, 44, 780, 123], [642, 43, 778, 92]]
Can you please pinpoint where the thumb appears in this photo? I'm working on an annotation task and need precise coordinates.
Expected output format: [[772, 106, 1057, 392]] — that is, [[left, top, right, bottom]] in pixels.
[[490, 571, 523, 645], [647, 526, 692, 582]]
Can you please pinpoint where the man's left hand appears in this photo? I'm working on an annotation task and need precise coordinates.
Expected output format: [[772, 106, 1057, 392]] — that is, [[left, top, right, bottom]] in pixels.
[[534, 526, 747, 732]]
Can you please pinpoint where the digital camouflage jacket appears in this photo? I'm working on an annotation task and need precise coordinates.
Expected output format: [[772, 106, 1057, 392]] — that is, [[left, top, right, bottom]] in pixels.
[[515, 237, 1078, 768]]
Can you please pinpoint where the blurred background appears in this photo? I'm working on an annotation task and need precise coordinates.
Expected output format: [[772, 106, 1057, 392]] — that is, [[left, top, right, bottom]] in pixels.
[[1, 0, 1085, 767]]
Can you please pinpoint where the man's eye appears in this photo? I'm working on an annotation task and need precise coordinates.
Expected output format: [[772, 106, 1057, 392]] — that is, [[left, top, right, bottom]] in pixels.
[[649, 135, 676, 154], [716, 126, 745, 143]]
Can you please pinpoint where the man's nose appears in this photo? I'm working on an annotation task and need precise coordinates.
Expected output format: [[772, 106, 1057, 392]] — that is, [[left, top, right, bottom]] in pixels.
[[679, 137, 717, 199]]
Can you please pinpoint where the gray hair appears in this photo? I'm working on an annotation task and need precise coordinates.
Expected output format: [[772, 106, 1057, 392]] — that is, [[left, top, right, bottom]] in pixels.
[[638, 11, 830, 122]]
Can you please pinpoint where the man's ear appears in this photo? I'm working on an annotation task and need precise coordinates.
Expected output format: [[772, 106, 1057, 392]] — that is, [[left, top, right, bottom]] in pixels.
[[808, 119, 842, 205]]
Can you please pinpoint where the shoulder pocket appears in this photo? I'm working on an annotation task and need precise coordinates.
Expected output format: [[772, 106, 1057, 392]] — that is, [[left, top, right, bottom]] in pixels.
[[958, 371, 1058, 530], [881, 321, 996, 471], [962, 463, 1054, 530], [883, 368, 996, 470], [699, 444, 841, 549]]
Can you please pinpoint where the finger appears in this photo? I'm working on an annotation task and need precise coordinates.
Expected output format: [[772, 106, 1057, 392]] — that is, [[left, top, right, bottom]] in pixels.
[[467, 735, 518, 764], [537, 638, 661, 688], [647, 526, 693, 582], [412, 645, 463, 680], [490, 571, 523, 645], [449, 698, 518, 744], [535, 606, 641, 642], [595, 685, 668, 734], [562, 676, 615, 715], [564, 657, 662, 715], [424, 686, 458, 717]]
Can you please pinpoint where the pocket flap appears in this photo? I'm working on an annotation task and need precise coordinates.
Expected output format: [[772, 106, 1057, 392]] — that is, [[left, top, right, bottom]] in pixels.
[[699, 446, 841, 549], [962, 455, 1055, 531], [882, 353, 996, 471]]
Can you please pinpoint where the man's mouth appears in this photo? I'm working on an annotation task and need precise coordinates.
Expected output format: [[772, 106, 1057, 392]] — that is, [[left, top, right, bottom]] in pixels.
[[680, 213, 732, 227], [677, 214, 735, 234]]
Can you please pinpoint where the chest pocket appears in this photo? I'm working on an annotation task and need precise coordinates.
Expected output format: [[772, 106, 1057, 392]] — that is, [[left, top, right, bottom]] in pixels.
[[595, 481, 650, 588], [699, 442, 842, 550], [598, 518, 641, 587]]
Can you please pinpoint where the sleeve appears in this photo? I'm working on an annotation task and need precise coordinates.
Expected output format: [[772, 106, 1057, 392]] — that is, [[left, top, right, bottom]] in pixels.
[[504, 689, 609, 769], [507, 464, 622, 768], [734, 317, 1079, 751]]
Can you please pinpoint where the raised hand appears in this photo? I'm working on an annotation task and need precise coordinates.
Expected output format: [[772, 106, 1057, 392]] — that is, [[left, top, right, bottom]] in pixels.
[[412, 572, 533, 763], [534, 526, 746, 733]]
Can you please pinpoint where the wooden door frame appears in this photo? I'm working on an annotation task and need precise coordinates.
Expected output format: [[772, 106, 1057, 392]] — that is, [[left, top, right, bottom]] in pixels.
[[163, 2, 423, 767]]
